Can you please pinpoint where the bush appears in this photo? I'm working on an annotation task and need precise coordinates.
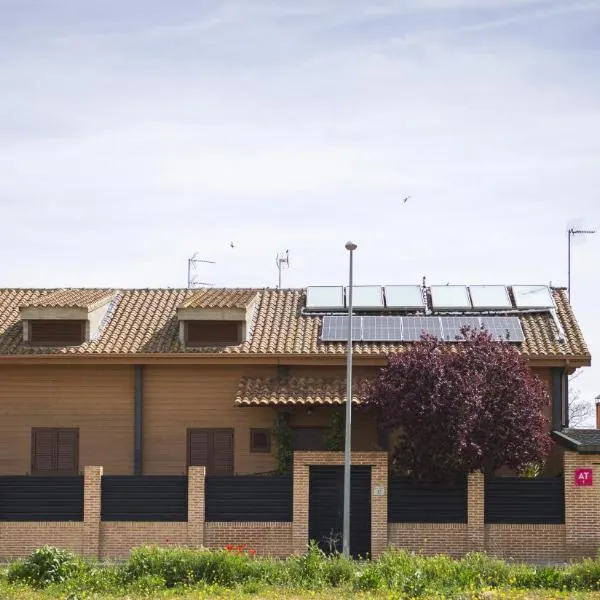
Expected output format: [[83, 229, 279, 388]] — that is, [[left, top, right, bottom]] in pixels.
[[10, 544, 600, 596], [7, 546, 88, 588]]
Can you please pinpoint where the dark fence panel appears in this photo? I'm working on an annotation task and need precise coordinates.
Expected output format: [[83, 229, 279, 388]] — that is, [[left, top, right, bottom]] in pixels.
[[0, 476, 84, 521], [485, 476, 564, 524], [101, 476, 187, 521], [205, 475, 293, 522], [388, 477, 468, 523]]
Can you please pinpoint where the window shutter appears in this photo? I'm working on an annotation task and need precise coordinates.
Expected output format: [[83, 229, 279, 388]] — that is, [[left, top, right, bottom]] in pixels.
[[56, 429, 78, 473], [30, 320, 85, 345], [32, 429, 56, 474], [212, 429, 234, 475], [188, 430, 211, 468]]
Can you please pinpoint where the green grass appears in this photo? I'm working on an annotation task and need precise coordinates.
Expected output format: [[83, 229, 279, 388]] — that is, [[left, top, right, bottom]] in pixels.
[[5, 544, 600, 598]]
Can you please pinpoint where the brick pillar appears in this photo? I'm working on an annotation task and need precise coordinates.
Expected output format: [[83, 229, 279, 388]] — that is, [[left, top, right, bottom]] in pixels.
[[187, 466, 205, 547], [83, 466, 103, 559], [370, 454, 388, 559], [467, 471, 485, 552], [565, 451, 600, 560], [292, 459, 310, 554]]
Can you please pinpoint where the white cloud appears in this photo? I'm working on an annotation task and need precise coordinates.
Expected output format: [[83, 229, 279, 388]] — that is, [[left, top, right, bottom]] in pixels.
[[0, 0, 599, 415]]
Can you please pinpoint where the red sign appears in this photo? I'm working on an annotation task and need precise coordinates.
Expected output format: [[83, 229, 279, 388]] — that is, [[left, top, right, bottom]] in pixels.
[[575, 468, 593, 487]]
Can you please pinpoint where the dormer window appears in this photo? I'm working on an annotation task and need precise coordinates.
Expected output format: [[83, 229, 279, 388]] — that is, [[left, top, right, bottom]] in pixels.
[[186, 320, 243, 347], [177, 289, 259, 348], [19, 289, 116, 347], [29, 320, 86, 346]]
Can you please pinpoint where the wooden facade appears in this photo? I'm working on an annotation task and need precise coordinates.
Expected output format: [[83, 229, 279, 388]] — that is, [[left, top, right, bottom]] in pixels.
[[0, 363, 553, 476]]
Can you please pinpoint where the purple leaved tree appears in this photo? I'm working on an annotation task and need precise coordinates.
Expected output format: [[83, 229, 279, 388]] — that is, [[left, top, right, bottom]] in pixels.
[[363, 329, 552, 481]]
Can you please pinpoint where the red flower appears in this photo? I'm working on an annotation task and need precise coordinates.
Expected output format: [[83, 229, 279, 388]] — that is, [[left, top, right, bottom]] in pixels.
[[249, 549, 257, 556], [225, 544, 234, 551]]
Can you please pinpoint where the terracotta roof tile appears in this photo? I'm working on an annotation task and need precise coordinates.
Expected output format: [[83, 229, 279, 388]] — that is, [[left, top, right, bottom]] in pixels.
[[179, 289, 259, 309], [0, 287, 591, 360], [235, 376, 367, 406], [20, 289, 116, 310]]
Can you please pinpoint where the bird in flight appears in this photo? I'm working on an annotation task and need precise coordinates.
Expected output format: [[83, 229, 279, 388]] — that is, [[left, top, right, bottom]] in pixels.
[[402, 196, 411, 203]]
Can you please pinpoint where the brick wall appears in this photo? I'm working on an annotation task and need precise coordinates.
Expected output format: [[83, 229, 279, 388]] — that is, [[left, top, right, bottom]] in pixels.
[[0, 451, 597, 562], [0, 523, 84, 560], [388, 524, 469, 558], [485, 525, 566, 563], [100, 523, 188, 560], [565, 452, 600, 560], [205, 522, 293, 557]]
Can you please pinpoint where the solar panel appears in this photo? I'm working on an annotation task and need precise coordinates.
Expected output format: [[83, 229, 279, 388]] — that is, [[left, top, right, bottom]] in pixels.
[[348, 285, 384, 310], [469, 285, 512, 309], [320, 315, 524, 343], [362, 316, 403, 341], [384, 285, 425, 310], [306, 286, 345, 311], [440, 316, 482, 341], [320, 315, 361, 341], [430, 286, 472, 310], [402, 316, 442, 341], [512, 285, 554, 309], [480, 316, 525, 342]]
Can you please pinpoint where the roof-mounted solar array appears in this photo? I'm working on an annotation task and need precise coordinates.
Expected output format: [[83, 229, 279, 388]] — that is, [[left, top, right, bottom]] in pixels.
[[305, 286, 345, 311], [320, 315, 525, 343], [512, 285, 555, 309], [347, 285, 384, 309], [430, 285, 472, 310], [383, 285, 425, 310], [306, 284, 555, 313], [469, 285, 512, 309]]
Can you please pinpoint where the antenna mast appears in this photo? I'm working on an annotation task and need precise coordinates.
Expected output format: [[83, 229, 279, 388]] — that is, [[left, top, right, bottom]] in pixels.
[[567, 228, 595, 302], [187, 253, 216, 288], [275, 250, 290, 288]]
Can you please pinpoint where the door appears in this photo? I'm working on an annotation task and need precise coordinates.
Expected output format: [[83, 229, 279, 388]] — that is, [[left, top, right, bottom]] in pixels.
[[308, 465, 371, 558]]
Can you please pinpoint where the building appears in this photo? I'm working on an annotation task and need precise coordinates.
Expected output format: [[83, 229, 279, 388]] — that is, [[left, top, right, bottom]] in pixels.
[[0, 284, 590, 477]]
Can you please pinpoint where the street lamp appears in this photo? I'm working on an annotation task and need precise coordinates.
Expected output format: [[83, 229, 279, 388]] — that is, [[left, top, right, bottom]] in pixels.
[[343, 240, 357, 557]]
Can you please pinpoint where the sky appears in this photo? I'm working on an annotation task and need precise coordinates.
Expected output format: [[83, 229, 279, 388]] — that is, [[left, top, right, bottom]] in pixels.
[[1, 0, 599, 421]]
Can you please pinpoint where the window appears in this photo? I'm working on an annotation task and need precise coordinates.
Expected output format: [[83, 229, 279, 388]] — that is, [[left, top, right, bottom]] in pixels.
[[250, 429, 271, 453], [31, 428, 79, 475], [29, 320, 85, 346], [291, 427, 327, 451], [187, 428, 234, 475], [186, 321, 242, 346]]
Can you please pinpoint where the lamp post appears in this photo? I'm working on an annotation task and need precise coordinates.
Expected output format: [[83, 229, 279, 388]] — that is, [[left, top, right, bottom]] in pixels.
[[343, 240, 357, 557]]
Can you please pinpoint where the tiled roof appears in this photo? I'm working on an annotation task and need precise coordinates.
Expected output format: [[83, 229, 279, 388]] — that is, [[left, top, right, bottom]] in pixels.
[[552, 429, 600, 453], [0, 287, 590, 360], [20, 289, 116, 310], [179, 289, 258, 309], [235, 376, 366, 406]]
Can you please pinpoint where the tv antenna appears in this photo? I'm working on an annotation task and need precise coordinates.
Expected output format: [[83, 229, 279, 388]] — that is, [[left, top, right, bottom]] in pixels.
[[187, 253, 216, 288], [567, 226, 595, 302], [275, 250, 290, 288]]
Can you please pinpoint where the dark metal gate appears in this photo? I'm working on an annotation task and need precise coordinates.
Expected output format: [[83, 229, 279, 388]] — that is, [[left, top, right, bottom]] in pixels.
[[308, 465, 371, 558]]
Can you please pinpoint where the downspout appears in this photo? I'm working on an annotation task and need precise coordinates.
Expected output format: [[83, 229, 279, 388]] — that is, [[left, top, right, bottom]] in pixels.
[[134, 365, 144, 475], [551, 367, 564, 431]]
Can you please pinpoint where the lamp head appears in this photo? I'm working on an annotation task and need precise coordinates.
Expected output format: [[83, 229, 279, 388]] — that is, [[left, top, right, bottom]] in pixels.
[[345, 241, 357, 251]]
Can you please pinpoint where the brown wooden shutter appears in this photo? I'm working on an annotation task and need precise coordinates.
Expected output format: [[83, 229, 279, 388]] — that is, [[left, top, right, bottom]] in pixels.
[[56, 429, 79, 473], [31, 429, 55, 474], [30, 320, 85, 345], [188, 429, 211, 469], [187, 428, 234, 475], [186, 321, 241, 346], [212, 429, 234, 475], [31, 428, 79, 475]]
